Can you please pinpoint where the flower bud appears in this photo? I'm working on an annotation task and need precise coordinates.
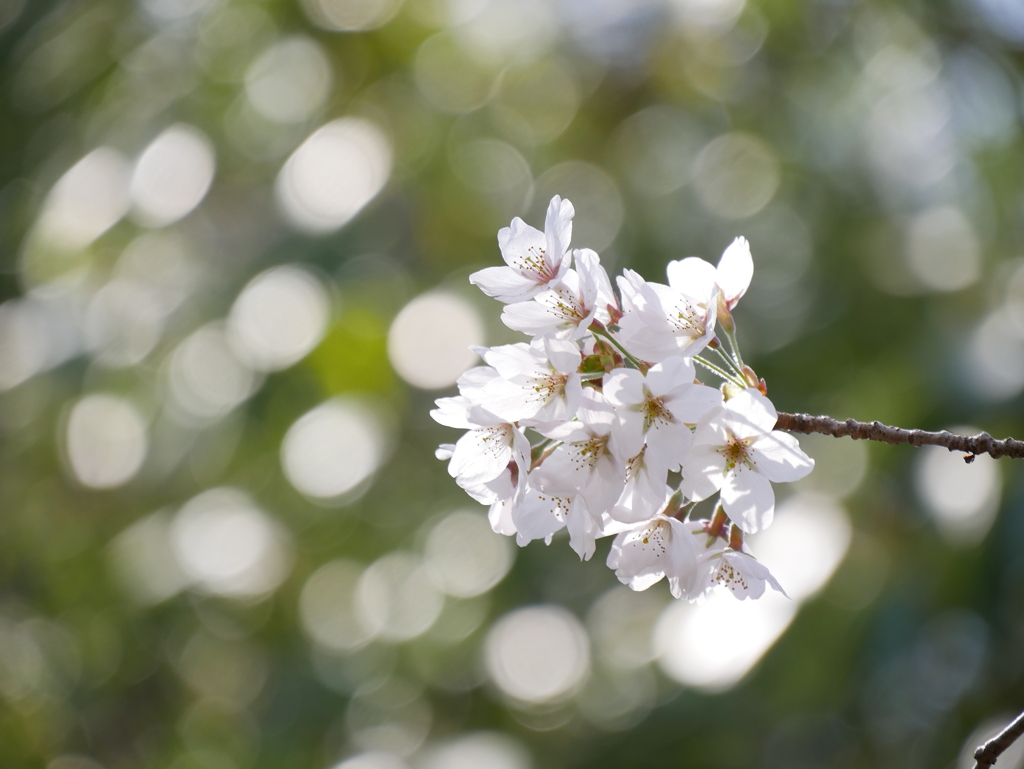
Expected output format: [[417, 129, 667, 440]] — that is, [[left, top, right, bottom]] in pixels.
[[721, 381, 744, 400], [716, 292, 734, 332], [741, 365, 760, 388]]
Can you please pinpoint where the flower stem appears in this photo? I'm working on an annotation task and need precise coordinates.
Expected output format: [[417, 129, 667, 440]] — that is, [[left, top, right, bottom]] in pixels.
[[594, 329, 645, 370], [694, 356, 746, 387], [711, 345, 745, 378], [722, 326, 746, 370]]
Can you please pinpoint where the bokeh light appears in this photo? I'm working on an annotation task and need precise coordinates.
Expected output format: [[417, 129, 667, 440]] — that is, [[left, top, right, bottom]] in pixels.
[[484, 605, 590, 705], [64, 393, 148, 489], [914, 433, 1002, 546], [245, 36, 332, 124], [693, 132, 780, 220], [32, 148, 131, 253], [387, 292, 483, 390], [109, 511, 188, 605], [417, 732, 532, 769], [423, 510, 515, 598], [904, 206, 981, 293], [167, 323, 258, 422], [281, 398, 389, 500], [354, 551, 444, 642], [129, 124, 216, 227], [655, 591, 797, 692], [227, 265, 331, 372], [301, 0, 402, 31], [300, 559, 374, 652], [276, 118, 392, 233], [170, 487, 292, 599]]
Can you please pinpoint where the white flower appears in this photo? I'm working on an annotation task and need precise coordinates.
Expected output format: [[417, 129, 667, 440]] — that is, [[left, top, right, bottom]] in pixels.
[[665, 236, 753, 312], [532, 389, 625, 519], [512, 484, 604, 561], [430, 376, 531, 489], [469, 196, 575, 303], [501, 249, 616, 340], [467, 337, 583, 425], [679, 389, 814, 533], [603, 356, 722, 468], [611, 447, 672, 524], [694, 548, 786, 601], [615, 274, 719, 361], [606, 514, 699, 599]]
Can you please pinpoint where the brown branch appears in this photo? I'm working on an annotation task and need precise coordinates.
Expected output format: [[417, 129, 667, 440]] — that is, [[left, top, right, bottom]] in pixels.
[[973, 710, 1024, 768], [774, 412, 1024, 462]]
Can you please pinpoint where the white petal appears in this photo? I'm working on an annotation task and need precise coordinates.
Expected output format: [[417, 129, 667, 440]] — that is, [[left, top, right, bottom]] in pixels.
[[567, 499, 600, 561], [679, 442, 725, 501], [544, 337, 583, 375], [645, 356, 696, 395], [469, 265, 540, 303], [544, 195, 574, 274], [602, 369, 645, 407], [663, 382, 724, 425], [482, 342, 542, 380], [751, 431, 814, 483], [645, 419, 693, 469], [430, 396, 476, 429], [448, 426, 512, 486], [666, 256, 717, 302], [606, 520, 671, 591], [489, 498, 516, 536], [501, 297, 569, 336], [721, 464, 775, 533], [722, 388, 778, 436], [716, 236, 753, 307], [513, 485, 570, 544], [665, 517, 699, 598]]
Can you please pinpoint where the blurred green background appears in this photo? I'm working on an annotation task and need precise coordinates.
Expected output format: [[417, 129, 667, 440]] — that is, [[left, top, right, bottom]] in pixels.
[[1, 0, 1024, 767]]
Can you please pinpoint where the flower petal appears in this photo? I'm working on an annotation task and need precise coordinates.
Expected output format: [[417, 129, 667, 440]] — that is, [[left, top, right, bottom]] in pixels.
[[666, 256, 717, 302], [752, 431, 814, 482], [716, 236, 753, 307], [679, 442, 725, 501], [722, 388, 778, 436], [469, 265, 540, 303], [721, 464, 775, 533]]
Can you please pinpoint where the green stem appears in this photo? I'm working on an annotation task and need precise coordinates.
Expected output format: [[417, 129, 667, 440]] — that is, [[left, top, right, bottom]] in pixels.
[[594, 329, 644, 369], [694, 356, 745, 387], [711, 345, 744, 377], [723, 326, 745, 370]]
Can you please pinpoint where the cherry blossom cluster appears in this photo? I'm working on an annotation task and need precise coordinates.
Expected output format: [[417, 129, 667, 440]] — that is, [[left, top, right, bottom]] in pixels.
[[432, 196, 814, 602]]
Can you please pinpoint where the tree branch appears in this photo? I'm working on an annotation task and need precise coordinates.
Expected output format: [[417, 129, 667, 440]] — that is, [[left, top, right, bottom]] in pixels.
[[973, 710, 1024, 768], [774, 412, 1024, 461]]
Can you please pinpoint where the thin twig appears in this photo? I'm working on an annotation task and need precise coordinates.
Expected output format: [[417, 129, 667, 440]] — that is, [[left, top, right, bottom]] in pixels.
[[973, 710, 1024, 768], [774, 412, 1024, 461]]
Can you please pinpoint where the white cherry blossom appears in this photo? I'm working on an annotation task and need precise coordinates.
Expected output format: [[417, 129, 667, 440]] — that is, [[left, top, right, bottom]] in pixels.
[[665, 236, 753, 312], [615, 275, 719, 362], [435, 194, 818, 604], [469, 195, 575, 303], [467, 337, 583, 425], [679, 388, 814, 533], [511, 484, 607, 561], [532, 389, 625, 520], [606, 514, 699, 599], [501, 249, 616, 340], [603, 356, 722, 468], [611, 447, 672, 524], [430, 375, 531, 490], [693, 547, 786, 601]]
